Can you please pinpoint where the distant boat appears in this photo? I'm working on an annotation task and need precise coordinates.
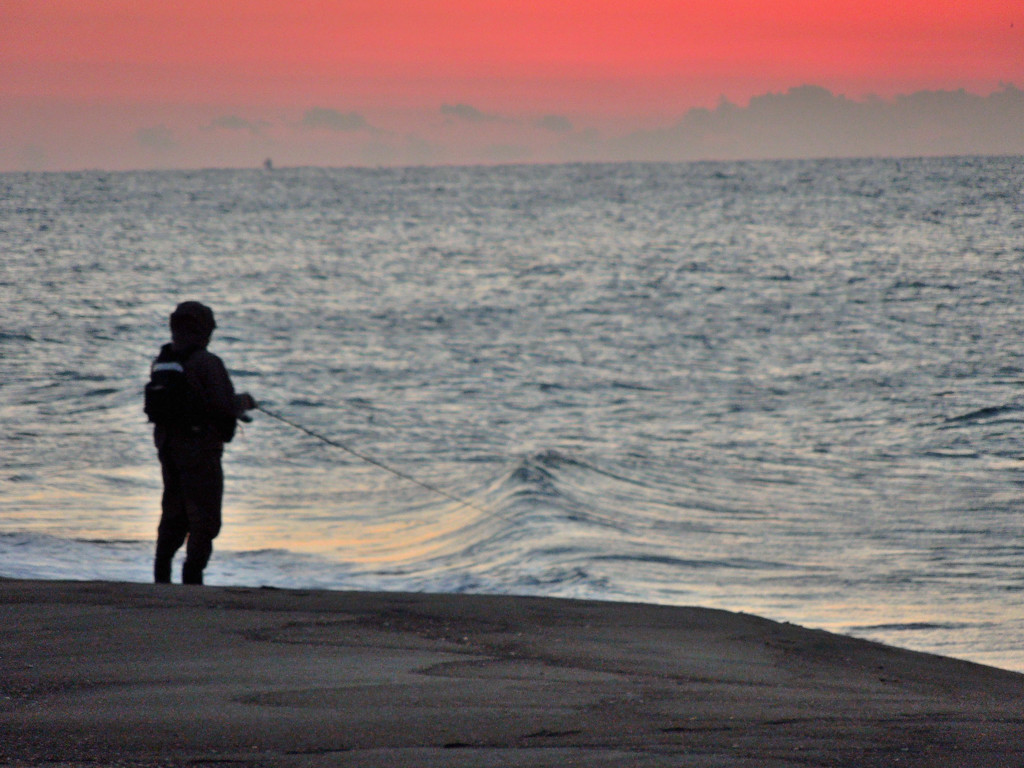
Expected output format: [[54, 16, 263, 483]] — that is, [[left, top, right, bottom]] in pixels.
[[263, 158, 273, 171]]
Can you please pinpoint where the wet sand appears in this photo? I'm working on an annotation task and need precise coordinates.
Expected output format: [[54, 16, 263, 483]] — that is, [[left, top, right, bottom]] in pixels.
[[2, 578, 1022, 767]]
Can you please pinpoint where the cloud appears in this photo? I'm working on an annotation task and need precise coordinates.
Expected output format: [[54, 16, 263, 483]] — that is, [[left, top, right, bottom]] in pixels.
[[3, 82, 1022, 172], [205, 114, 268, 134], [534, 114, 573, 133], [616, 84, 1024, 161], [135, 124, 176, 151], [301, 107, 371, 131], [441, 103, 503, 123]]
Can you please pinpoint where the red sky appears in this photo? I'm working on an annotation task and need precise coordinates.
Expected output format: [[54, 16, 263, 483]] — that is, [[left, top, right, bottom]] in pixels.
[[1, 0, 1022, 169]]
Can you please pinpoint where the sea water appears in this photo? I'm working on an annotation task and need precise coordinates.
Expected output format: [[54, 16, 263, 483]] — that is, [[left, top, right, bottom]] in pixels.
[[3, 157, 1024, 671]]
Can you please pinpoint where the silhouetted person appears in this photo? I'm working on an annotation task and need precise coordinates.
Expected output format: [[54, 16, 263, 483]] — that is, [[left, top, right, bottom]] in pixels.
[[148, 301, 256, 585]]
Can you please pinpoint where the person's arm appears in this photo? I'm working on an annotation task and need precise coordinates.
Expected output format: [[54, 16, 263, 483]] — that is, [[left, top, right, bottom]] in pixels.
[[193, 352, 255, 418]]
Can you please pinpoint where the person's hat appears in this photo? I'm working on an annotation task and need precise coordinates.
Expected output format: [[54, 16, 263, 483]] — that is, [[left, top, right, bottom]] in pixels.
[[170, 301, 216, 336]]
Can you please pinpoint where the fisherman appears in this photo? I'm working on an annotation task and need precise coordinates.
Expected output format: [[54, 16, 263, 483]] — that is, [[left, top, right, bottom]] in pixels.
[[148, 301, 256, 585]]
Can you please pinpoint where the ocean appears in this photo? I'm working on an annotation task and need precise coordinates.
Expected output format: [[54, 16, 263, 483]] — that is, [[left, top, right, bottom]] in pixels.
[[3, 156, 1023, 671]]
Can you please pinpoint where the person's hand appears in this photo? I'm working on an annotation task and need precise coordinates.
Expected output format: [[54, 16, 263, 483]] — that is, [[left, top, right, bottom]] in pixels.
[[239, 393, 258, 411]]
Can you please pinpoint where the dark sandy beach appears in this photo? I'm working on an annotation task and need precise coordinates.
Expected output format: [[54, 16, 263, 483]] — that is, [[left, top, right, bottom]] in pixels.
[[2, 579, 1022, 767]]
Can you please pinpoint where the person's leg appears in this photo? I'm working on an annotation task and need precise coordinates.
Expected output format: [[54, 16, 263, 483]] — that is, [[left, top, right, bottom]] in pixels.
[[181, 449, 224, 585], [155, 451, 190, 583]]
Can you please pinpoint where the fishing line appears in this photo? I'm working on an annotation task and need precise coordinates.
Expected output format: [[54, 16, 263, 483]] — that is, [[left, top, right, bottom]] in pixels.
[[255, 404, 489, 515]]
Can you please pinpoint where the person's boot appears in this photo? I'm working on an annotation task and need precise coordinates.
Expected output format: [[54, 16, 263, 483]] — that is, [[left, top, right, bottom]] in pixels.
[[181, 561, 204, 585], [154, 558, 172, 584]]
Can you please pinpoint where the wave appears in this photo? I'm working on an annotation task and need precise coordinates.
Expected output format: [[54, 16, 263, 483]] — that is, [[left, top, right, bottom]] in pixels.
[[591, 553, 792, 571], [479, 449, 595, 508], [477, 449, 651, 532], [0, 532, 151, 582], [848, 621, 992, 632], [943, 404, 1022, 424]]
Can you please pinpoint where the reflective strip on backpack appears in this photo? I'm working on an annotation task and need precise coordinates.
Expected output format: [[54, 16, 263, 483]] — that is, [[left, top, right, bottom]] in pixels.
[[152, 362, 185, 373]]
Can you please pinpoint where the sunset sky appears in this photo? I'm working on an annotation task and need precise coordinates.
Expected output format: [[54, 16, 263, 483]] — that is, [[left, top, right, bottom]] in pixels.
[[2, 0, 1022, 170]]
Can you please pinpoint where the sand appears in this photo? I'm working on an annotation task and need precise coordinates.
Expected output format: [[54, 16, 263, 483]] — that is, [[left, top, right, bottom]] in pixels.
[[1, 579, 1022, 767]]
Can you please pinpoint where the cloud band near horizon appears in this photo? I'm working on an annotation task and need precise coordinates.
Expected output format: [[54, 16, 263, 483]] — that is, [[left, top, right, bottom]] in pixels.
[[3, 84, 1023, 172]]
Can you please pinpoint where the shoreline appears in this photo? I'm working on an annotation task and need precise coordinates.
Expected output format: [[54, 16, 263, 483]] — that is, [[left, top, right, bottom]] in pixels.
[[2, 578, 1023, 766]]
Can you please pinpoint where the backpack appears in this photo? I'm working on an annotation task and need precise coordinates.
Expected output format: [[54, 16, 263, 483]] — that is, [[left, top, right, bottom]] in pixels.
[[144, 345, 197, 425]]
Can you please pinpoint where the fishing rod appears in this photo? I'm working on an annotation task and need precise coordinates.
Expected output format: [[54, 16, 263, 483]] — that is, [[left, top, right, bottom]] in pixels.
[[255, 404, 489, 515]]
